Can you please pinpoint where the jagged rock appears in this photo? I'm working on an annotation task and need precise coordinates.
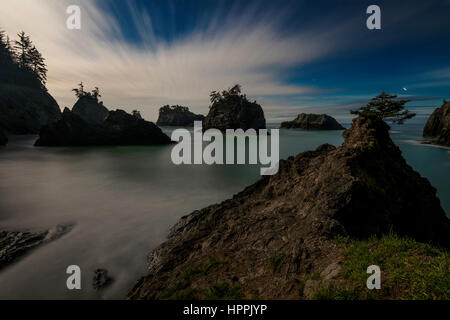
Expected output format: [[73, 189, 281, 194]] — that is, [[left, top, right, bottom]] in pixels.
[[0, 127, 7, 146], [127, 116, 449, 300], [0, 84, 61, 134], [203, 94, 266, 132], [35, 108, 172, 146], [423, 101, 450, 146], [72, 96, 109, 125], [93, 269, 113, 290], [156, 105, 204, 127], [0, 224, 74, 271], [280, 113, 344, 130]]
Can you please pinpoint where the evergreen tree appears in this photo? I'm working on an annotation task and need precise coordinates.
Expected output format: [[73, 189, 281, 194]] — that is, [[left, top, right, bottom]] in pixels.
[[350, 92, 416, 124]]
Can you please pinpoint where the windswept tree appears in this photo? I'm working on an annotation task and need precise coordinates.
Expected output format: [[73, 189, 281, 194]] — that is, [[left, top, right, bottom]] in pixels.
[[28, 45, 47, 85], [72, 82, 86, 98], [210, 84, 247, 106], [72, 82, 103, 103], [350, 92, 416, 124]]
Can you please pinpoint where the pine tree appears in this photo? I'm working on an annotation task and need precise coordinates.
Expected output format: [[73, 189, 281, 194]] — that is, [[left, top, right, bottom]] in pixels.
[[14, 31, 32, 69], [350, 92, 416, 124]]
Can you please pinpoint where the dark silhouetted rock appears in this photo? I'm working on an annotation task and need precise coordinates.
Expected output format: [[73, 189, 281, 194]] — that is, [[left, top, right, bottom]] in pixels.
[[156, 105, 204, 127], [423, 101, 450, 147], [93, 269, 113, 290], [0, 84, 61, 134], [0, 224, 74, 271], [203, 93, 266, 132], [35, 108, 172, 147], [0, 128, 7, 146], [128, 116, 449, 300], [281, 113, 344, 130], [72, 96, 109, 125]]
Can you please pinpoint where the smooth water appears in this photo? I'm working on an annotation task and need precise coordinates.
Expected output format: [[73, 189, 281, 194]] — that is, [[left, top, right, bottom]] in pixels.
[[0, 117, 449, 299]]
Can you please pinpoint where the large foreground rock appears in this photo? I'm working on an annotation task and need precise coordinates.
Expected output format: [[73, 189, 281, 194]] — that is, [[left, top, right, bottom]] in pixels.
[[35, 109, 172, 146], [0, 84, 61, 134], [203, 95, 266, 132], [156, 105, 204, 127], [423, 101, 450, 146], [128, 116, 449, 300], [72, 96, 109, 125], [0, 224, 73, 271], [281, 113, 344, 130]]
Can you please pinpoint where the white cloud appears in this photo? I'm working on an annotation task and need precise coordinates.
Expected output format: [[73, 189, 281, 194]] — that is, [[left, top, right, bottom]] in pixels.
[[0, 0, 343, 121]]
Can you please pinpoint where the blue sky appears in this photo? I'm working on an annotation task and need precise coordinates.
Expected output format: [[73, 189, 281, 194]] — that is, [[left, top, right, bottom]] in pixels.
[[1, 0, 449, 122]]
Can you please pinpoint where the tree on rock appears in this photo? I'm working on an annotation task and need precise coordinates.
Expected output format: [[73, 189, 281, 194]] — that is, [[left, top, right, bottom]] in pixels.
[[351, 92, 415, 124]]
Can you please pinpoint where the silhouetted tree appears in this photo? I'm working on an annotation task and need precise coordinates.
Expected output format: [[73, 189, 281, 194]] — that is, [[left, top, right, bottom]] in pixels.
[[350, 92, 416, 124], [72, 82, 86, 98]]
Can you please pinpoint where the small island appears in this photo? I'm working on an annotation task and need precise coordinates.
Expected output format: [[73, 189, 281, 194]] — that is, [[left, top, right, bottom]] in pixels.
[[280, 113, 344, 130], [35, 85, 172, 147], [203, 84, 266, 132], [423, 100, 450, 147], [156, 105, 204, 127]]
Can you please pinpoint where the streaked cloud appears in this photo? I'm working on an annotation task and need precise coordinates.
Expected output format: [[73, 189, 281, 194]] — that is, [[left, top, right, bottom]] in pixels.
[[0, 0, 348, 121]]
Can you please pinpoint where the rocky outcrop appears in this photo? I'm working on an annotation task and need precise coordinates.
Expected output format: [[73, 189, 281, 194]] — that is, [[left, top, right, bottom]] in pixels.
[[0, 224, 73, 271], [128, 116, 449, 300], [281, 113, 344, 130], [72, 96, 109, 125], [203, 95, 266, 132], [93, 269, 113, 290], [0, 84, 61, 134], [423, 101, 450, 146], [156, 105, 204, 127], [35, 108, 172, 147], [0, 127, 7, 146]]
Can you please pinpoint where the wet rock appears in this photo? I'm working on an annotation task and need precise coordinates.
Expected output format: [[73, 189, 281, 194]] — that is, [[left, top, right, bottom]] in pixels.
[[156, 105, 204, 127], [0, 128, 7, 146], [0, 224, 74, 271], [35, 108, 172, 146], [423, 101, 450, 147], [281, 113, 344, 130], [93, 269, 113, 290], [128, 116, 449, 300]]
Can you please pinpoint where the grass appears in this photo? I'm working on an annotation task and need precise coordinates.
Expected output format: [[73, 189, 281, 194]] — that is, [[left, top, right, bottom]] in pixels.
[[266, 252, 286, 274], [160, 256, 226, 300], [204, 283, 244, 300], [318, 233, 450, 300]]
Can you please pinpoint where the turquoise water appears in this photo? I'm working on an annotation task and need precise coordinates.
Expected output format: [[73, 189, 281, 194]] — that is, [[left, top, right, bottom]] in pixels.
[[0, 115, 448, 299]]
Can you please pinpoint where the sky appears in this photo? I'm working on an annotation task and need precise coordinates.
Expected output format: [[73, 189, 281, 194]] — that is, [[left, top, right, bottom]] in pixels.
[[1, 0, 450, 123]]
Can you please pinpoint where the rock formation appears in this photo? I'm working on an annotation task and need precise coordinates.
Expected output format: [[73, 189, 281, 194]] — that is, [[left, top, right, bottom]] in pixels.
[[0, 127, 7, 146], [72, 96, 109, 125], [156, 105, 204, 127], [203, 89, 266, 132], [128, 116, 449, 300], [0, 224, 73, 271], [35, 108, 172, 147], [0, 85, 61, 134], [280, 113, 344, 130], [423, 101, 450, 147], [93, 269, 113, 290]]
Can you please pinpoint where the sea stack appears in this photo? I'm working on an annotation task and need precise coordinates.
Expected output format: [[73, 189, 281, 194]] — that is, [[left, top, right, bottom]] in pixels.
[[128, 115, 449, 300], [423, 101, 450, 147], [156, 105, 204, 127], [280, 113, 344, 130], [72, 95, 109, 125], [35, 108, 172, 146], [203, 85, 266, 132]]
